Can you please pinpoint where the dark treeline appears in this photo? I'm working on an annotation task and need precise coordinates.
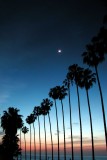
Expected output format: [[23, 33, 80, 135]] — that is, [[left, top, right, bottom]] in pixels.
[[0, 16, 107, 160]]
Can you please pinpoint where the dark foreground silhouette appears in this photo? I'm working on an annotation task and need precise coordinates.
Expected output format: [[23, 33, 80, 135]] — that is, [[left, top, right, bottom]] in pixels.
[[0, 107, 23, 160]]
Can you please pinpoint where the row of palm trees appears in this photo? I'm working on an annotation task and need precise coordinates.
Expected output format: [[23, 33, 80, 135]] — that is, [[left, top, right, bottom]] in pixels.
[[21, 20, 107, 160], [21, 66, 106, 160], [1, 15, 107, 160], [22, 99, 54, 160]]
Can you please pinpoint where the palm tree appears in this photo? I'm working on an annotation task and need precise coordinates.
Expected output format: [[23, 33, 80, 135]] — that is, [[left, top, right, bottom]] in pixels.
[[33, 106, 42, 160], [29, 113, 37, 160], [22, 126, 29, 160], [19, 126, 23, 160], [26, 114, 35, 160], [67, 64, 84, 160], [1, 107, 23, 136], [1, 107, 23, 159], [32, 114, 37, 160], [79, 68, 96, 160], [63, 78, 74, 160], [56, 85, 67, 160], [49, 86, 60, 160], [82, 44, 107, 149], [2, 134, 20, 160], [41, 100, 48, 160], [41, 98, 54, 160], [19, 121, 24, 160], [95, 26, 107, 55]]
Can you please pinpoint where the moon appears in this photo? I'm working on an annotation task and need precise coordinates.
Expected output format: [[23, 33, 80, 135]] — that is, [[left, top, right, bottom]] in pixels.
[[57, 49, 62, 55], [58, 49, 62, 53]]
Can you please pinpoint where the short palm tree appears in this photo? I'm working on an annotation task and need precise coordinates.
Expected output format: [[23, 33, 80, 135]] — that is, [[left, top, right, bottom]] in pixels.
[[26, 114, 35, 160], [82, 43, 107, 149], [2, 134, 20, 160], [63, 78, 74, 160], [49, 86, 60, 160], [67, 64, 84, 160], [79, 68, 96, 160], [41, 98, 53, 160], [22, 126, 29, 160], [33, 106, 42, 160], [1, 107, 23, 136], [1, 107, 23, 159]]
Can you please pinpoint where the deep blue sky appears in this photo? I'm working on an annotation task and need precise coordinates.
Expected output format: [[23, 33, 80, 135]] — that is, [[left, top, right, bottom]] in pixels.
[[0, 0, 107, 154]]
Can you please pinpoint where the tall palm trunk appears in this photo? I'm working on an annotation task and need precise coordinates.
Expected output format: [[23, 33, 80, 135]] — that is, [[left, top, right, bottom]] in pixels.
[[86, 89, 95, 160], [30, 124, 32, 160], [24, 134, 27, 160], [33, 122, 36, 160], [44, 115, 47, 160], [95, 66, 107, 149], [61, 99, 66, 160], [38, 116, 41, 160], [48, 113, 54, 160], [76, 84, 83, 160], [54, 99, 60, 160], [68, 86, 74, 160], [20, 129, 22, 160]]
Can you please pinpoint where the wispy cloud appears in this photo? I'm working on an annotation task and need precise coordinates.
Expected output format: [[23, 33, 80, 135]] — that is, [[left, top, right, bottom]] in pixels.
[[0, 77, 27, 105], [0, 92, 10, 103]]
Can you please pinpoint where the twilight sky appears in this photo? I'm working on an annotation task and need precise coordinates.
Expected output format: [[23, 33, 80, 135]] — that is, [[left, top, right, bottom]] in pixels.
[[0, 0, 107, 156]]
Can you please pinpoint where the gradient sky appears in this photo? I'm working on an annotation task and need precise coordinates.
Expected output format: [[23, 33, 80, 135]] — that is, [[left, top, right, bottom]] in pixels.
[[0, 0, 107, 157]]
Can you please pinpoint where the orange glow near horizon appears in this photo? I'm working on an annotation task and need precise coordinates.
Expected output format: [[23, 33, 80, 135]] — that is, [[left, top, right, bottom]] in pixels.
[[21, 139, 107, 156]]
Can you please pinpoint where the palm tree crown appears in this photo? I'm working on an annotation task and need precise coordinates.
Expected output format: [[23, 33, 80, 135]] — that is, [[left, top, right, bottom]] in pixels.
[[79, 68, 96, 90], [22, 126, 29, 134], [82, 44, 105, 67], [33, 106, 42, 117], [26, 114, 35, 125], [1, 107, 23, 136], [41, 98, 53, 115], [49, 86, 60, 100], [67, 64, 84, 85]]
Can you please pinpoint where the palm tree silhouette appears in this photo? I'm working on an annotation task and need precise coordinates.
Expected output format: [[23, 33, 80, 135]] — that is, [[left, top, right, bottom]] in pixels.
[[22, 126, 29, 160], [26, 114, 35, 160], [56, 85, 67, 160], [41, 100, 48, 160], [1, 107, 23, 136], [82, 44, 107, 149], [1, 107, 23, 159], [79, 68, 96, 160], [2, 134, 20, 160], [41, 98, 54, 160], [67, 64, 84, 160], [49, 86, 60, 160], [33, 106, 42, 160], [93, 26, 107, 56], [19, 121, 24, 160], [31, 113, 37, 160], [63, 78, 74, 160]]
